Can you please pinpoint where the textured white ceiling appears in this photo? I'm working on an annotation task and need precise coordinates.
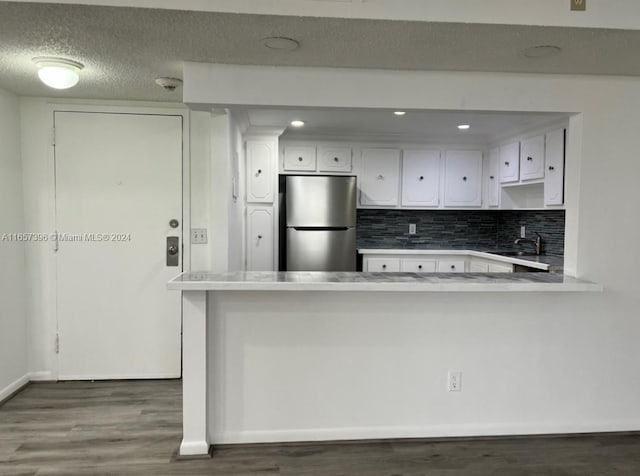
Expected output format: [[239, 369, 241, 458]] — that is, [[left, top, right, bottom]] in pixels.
[[1, 2, 640, 102]]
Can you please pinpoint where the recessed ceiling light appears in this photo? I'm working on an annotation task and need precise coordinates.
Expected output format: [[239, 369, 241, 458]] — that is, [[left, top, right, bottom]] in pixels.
[[33, 57, 84, 89], [520, 45, 562, 59], [290, 120, 305, 127], [458, 124, 470, 130], [394, 111, 406, 116], [263, 37, 300, 51]]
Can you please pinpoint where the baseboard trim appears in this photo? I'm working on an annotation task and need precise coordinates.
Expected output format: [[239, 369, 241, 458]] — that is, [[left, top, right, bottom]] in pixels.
[[212, 422, 640, 445], [28, 371, 55, 381], [0, 374, 30, 405]]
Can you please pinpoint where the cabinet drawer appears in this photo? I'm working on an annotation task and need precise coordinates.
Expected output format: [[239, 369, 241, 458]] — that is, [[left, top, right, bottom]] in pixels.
[[318, 147, 352, 172], [469, 261, 489, 272], [365, 258, 400, 272], [437, 259, 465, 273], [284, 146, 317, 171], [401, 259, 437, 273]]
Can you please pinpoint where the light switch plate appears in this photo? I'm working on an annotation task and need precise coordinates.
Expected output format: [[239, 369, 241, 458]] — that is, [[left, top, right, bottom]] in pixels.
[[571, 0, 585, 11], [409, 224, 417, 235], [191, 228, 208, 244]]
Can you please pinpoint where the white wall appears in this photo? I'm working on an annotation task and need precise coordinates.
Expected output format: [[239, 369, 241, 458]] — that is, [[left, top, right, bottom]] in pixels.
[[0, 88, 28, 400], [185, 63, 640, 443], [227, 111, 245, 271]]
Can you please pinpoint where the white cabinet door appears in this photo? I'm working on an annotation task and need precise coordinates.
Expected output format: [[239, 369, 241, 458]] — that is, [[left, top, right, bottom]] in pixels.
[[500, 142, 520, 183], [401, 258, 437, 272], [365, 257, 400, 272], [284, 145, 316, 171], [401, 150, 440, 207], [318, 146, 352, 172], [520, 135, 545, 181], [246, 139, 275, 203], [469, 260, 489, 272], [488, 262, 513, 273], [437, 259, 465, 272], [443, 150, 483, 207], [487, 147, 500, 207], [359, 148, 400, 206], [544, 128, 565, 206], [246, 206, 274, 271]]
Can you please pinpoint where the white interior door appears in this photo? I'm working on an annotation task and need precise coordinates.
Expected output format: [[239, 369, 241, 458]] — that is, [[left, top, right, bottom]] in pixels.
[[54, 111, 183, 380]]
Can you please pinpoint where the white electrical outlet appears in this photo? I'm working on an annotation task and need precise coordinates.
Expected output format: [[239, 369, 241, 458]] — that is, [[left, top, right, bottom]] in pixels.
[[191, 228, 208, 244], [520, 226, 526, 238], [409, 223, 417, 234], [448, 371, 462, 392]]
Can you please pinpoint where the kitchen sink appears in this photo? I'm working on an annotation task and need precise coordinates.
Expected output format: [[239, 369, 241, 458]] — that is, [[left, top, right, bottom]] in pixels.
[[493, 250, 531, 257]]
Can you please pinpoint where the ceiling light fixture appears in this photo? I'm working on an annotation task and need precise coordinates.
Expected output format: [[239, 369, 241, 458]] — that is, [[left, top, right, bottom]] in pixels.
[[263, 37, 300, 51], [155, 77, 183, 91], [33, 57, 84, 89], [394, 111, 406, 116], [290, 120, 305, 127], [458, 124, 470, 130], [520, 45, 562, 59]]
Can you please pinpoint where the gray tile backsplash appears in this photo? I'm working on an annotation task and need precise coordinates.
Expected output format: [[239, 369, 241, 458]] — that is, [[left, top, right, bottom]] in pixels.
[[357, 209, 565, 256]]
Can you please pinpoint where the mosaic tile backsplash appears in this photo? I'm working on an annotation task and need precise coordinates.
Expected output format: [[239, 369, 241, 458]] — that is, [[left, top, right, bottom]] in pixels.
[[357, 209, 565, 256]]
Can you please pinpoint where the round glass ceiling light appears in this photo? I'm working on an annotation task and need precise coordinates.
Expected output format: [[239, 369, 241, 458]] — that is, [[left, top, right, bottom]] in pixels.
[[290, 120, 305, 127], [520, 45, 562, 59], [33, 57, 84, 89]]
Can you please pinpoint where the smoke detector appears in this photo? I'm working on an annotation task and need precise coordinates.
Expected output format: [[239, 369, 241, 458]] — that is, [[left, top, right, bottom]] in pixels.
[[155, 77, 182, 91]]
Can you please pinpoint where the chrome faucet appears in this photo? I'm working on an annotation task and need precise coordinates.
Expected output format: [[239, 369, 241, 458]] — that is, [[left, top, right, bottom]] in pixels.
[[514, 232, 543, 255]]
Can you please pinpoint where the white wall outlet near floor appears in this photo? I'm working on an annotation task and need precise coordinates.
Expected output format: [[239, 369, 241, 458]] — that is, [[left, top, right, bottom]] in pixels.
[[191, 228, 208, 244], [448, 371, 462, 392], [409, 223, 417, 234], [520, 226, 526, 238]]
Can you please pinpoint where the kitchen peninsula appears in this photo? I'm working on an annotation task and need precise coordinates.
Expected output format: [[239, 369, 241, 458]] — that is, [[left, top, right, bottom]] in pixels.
[[169, 271, 600, 457]]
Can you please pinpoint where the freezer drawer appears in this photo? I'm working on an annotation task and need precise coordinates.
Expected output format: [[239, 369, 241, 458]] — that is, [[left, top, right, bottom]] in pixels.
[[286, 227, 356, 271], [286, 175, 356, 227]]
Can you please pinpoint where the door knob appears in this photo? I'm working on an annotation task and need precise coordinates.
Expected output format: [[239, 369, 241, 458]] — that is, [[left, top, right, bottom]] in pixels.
[[166, 236, 179, 266]]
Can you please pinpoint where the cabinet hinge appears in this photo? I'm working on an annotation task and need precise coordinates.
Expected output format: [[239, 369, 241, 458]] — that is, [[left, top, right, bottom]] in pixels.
[[55, 333, 60, 354]]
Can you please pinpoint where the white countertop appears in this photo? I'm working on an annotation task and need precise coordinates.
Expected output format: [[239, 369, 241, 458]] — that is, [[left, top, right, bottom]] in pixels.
[[358, 248, 563, 271], [168, 271, 601, 293]]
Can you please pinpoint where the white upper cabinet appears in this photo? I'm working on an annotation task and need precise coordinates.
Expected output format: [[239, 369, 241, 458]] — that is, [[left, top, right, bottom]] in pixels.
[[486, 147, 500, 207], [499, 142, 520, 183], [246, 139, 275, 203], [520, 134, 545, 181], [318, 146, 352, 172], [544, 128, 565, 205], [401, 149, 440, 207], [443, 150, 483, 207], [284, 145, 316, 171], [359, 148, 400, 206]]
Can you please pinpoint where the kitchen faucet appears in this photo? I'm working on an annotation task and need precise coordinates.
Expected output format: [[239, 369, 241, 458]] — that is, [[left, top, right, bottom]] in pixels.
[[514, 232, 543, 255]]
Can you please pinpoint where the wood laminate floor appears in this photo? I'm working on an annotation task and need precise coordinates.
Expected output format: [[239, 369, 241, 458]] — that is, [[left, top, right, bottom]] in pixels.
[[1, 380, 640, 475]]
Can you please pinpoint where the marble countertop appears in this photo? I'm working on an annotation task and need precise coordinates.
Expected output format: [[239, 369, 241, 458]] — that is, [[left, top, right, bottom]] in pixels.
[[358, 248, 564, 271], [168, 271, 601, 292]]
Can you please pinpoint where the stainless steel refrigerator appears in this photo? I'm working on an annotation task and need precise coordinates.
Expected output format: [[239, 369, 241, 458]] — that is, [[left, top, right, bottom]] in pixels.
[[285, 175, 357, 271]]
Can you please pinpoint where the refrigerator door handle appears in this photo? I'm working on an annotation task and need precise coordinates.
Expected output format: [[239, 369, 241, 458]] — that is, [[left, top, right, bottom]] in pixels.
[[292, 226, 350, 231]]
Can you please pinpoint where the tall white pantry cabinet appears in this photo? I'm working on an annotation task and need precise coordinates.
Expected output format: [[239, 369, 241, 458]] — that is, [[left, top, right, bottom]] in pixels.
[[245, 135, 278, 271]]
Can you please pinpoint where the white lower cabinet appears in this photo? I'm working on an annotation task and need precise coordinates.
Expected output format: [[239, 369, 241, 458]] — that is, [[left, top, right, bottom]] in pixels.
[[401, 258, 437, 272], [246, 206, 274, 271], [469, 261, 489, 272], [488, 262, 513, 273], [437, 259, 465, 273], [469, 257, 513, 273], [365, 257, 400, 272]]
